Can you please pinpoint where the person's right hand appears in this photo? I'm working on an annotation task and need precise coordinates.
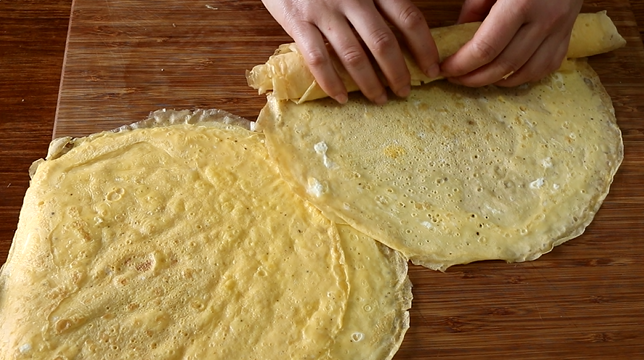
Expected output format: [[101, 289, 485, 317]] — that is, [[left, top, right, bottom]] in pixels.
[[261, 0, 441, 104], [441, 0, 583, 87]]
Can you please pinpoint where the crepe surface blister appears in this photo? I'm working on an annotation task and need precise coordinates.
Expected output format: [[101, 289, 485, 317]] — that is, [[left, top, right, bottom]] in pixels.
[[256, 59, 623, 271], [0, 109, 411, 359]]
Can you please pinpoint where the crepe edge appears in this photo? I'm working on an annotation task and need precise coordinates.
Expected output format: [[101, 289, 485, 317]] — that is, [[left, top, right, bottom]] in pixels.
[[334, 224, 412, 360], [41, 108, 252, 166], [257, 60, 624, 273], [4, 108, 253, 287], [380, 243, 412, 360], [3, 107, 415, 359], [411, 60, 624, 272], [2, 108, 353, 359], [259, 102, 413, 357]]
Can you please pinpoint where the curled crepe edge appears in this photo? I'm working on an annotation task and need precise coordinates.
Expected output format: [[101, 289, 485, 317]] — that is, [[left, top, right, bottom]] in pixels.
[[247, 11, 626, 103], [30, 109, 253, 177]]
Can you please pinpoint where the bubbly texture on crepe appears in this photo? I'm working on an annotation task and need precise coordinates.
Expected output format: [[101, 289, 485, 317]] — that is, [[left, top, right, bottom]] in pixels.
[[0, 109, 411, 359], [257, 60, 623, 271], [247, 11, 626, 103]]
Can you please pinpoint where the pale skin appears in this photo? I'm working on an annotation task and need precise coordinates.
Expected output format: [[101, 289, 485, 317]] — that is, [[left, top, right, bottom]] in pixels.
[[260, 0, 583, 104]]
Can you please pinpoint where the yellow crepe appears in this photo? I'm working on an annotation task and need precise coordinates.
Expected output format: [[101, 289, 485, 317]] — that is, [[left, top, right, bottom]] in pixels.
[[256, 59, 623, 271], [0, 109, 411, 359], [247, 11, 626, 103], [334, 225, 411, 360]]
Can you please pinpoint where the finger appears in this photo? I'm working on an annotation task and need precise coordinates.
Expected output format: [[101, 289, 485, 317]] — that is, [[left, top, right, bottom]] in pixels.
[[344, 4, 411, 98], [441, 4, 525, 78], [289, 21, 349, 104], [320, 17, 388, 104], [448, 22, 544, 87], [496, 10, 577, 87], [495, 33, 570, 87], [375, 0, 440, 78], [457, 0, 496, 24]]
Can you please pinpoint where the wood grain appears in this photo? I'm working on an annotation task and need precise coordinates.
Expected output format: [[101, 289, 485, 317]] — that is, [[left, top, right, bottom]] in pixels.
[[0, 0, 72, 264], [1, 1, 644, 359]]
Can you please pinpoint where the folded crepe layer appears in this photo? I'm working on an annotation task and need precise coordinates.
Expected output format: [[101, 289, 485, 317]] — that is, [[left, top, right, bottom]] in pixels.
[[248, 11, 626, 103]]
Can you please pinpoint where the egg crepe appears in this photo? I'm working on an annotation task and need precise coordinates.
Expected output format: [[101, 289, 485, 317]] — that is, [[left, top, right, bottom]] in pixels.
[[256, 59, 623, 271], [247, 11, 626, 103], [0, 109, 411, 359]]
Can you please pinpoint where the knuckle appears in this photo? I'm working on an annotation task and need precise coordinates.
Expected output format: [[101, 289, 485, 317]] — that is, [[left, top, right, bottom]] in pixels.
[[369, 29, 397, 55], [540, 14, 561, 32], [305, 48, 329, 69], [513, 1, 531, 18], [470, 39, 499, 63], [399, 5, 425, 29], [341, 46, 368, 68]]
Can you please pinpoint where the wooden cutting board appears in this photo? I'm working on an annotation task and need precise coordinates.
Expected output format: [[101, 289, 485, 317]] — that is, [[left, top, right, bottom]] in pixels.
[[55, 0, 644, 358]]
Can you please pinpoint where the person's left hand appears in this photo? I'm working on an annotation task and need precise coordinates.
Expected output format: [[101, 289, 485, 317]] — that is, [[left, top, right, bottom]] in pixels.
[[260, 0, 440, 105], [440, 0, 583, 87]]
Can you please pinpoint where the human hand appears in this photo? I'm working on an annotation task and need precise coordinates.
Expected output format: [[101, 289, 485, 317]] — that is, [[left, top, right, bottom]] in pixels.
[[261, 0, 440, 104], [441, 0, 583, 87]]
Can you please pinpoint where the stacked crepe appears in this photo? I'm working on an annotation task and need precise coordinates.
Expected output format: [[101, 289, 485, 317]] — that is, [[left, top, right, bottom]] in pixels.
[[0, 110, 411, 359], [0, 11, 625, 359]]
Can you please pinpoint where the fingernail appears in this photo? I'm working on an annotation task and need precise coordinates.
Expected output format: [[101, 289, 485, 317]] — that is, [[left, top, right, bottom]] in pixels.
[[425, 63, 440, 79], [335, 93, 348, 104], [374, 93, 387, 105], [397, 85, 410, 98]]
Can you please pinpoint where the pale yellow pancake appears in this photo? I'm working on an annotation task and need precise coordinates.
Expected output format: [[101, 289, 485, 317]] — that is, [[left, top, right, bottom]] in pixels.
[[0, 109, 411, 359], [257, 60, 623, 271]]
